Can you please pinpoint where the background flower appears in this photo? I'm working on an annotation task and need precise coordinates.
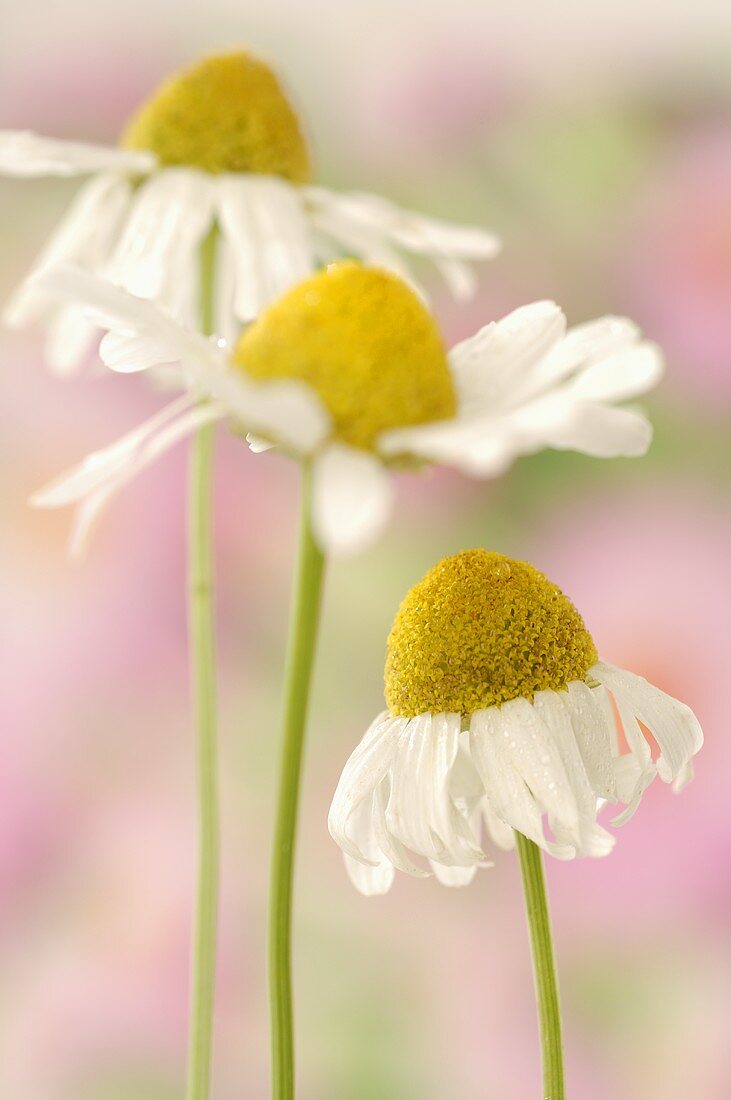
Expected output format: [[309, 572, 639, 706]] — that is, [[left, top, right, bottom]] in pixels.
[[1, 2, 730, 1098]]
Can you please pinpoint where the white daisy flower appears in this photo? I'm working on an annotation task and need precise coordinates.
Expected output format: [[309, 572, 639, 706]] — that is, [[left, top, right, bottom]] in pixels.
[[329, 549, 703, 895], [0, 50, 500, 375], [31, 260, 664, 556]]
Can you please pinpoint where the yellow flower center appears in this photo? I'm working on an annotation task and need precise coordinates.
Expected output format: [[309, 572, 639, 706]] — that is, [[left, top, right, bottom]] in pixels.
[[120, 51, 311, 181], [385, 549, 598, 718], [232, 262, 457, 451]]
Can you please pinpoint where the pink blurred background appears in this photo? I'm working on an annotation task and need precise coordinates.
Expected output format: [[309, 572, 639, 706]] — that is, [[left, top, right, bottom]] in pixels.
[[1, 2, 730, 1097]]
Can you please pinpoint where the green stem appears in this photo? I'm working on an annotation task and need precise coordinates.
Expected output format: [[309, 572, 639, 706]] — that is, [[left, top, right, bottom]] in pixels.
[[515, 832, 565, 1100], [186, 230, 219, 1100], [268, 464, 326, 1100]]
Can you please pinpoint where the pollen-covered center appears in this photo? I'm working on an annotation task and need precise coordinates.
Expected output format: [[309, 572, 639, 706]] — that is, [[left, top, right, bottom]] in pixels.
[[385, 549, 598, 718], [232, 262, 457, 451], [120, 51, 311, 181]]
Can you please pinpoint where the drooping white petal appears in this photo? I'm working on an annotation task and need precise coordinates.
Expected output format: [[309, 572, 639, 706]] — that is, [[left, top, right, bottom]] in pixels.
[[311, 444, 393, 555], [0, 131, 155, 177], [106, 168, 215, 327], [33, 266, 331, 453], [532, 689, 615, 857], [447, 301, 567, 415], [469, 708, 575, 860], [31, 393, 197, 506], [561, 680, 618, 802], [497, 696, 582, 843], [33, 399, 223, 556], [342, 793, 395, 896], [32, 265, 211, 374], [482, 801, 515, 851], [327, 713, 406, 863], [371, 779, 429, 878], [592, 662, 703, 785], [303, 186, 500, 299], [430, 862, 478, 887], [306, 195, 421, 292], [431, 257, 479, 301], [4, 173, 133, 372], [386, 713, 483, 867], [216, 174, 315, 322]]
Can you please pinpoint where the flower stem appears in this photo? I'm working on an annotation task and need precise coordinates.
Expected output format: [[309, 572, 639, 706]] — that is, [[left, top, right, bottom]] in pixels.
[[186, 229, 219, 1100], [514, 832, 566, 1100], [268, 464, 326, 1100]]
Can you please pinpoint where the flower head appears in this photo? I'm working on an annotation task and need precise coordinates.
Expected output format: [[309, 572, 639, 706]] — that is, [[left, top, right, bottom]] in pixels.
[[0, 50, 499, 372], [328, 549, 703, 895], [30, 262, 664, 556], [385, 549, 597, 716], [120, 51, 311, 181], [234, 261, 456, 449]]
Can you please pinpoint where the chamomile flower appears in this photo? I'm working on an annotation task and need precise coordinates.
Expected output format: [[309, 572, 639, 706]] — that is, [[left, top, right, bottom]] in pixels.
[[328, 549, 703, 895], [32, 260, 664, 555], [0, 50, 500, 374]]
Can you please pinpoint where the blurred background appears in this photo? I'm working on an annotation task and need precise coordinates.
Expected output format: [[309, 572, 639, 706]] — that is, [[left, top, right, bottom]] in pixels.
[[1, 1, 730, 1097]]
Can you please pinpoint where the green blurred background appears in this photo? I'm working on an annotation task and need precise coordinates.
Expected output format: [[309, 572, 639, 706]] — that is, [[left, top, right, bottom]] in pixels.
[[1, 1, 730, 1097]]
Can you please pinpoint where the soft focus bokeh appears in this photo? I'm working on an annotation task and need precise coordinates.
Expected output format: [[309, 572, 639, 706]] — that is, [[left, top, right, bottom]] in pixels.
[[2, 2, 730, 1097]]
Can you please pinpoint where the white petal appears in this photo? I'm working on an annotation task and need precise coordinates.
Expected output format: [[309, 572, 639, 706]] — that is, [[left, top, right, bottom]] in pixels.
[[31, 393, 198, 506], [498, 696, 582, 841], [469, 708, 575, 860], [33, 265, 331, 451], [34, 400, 222, 556], [341, 794, 395, 897], [42, 306, 101, 377], [673, 760, 695, 792], [306, 186, 495, 302], [564, 681, 618, 801], [447, 301, 567, 414], [311, 444, 393, 555], [216, 174, 315, 323], [4, 173, 133, 373], [106, 168, 215, 326], [387, 713, 483, 866], [482, 800, 515, 850], [567, 343, 664, 403], [378, 414, 516, 477], [371, 780, 429, 878], [215, 375, 329, 455], [307, 195, 423, 293], [31, 265, 210, 373], [327, 713, 405, 862], [525, 316, 642, 396], [0, 131, 155, 177], [592, 662, 703, 785], [513, 397, 653, 458], [304, 185, 500, 261], [432, 256, 478, 302], [430, 862, 478, 887], [532, 689, 615, 857]]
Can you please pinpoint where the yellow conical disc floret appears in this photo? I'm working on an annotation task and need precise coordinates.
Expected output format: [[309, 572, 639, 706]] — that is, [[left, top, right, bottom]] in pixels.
[[385, 549, 598, 718], [121, 51, 311, 181], [233, 262, 457, 450]]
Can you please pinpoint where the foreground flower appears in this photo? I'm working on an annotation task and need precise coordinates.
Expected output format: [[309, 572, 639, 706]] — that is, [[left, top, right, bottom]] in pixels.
[[329, 548, 703, 895], [31, 261, 663, 555], [0, 49, 500, 374]]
